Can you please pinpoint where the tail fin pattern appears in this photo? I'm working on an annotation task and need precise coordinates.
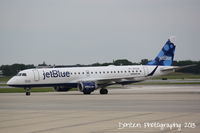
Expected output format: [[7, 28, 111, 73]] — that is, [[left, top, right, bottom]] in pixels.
[[147, 37, 176, 66]]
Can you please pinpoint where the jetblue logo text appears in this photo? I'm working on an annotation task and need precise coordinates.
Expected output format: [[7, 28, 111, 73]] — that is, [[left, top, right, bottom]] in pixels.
[[159, 56, 172, 61], [43, 70, 70, 80]]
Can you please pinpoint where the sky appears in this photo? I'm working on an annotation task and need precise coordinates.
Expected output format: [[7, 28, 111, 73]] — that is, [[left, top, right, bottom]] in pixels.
[[0, 0, 200, 66]]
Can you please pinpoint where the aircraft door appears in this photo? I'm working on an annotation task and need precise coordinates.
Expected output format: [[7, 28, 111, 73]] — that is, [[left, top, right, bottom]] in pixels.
[[33, 69, 40, 81], [143, 66, 149, 76]]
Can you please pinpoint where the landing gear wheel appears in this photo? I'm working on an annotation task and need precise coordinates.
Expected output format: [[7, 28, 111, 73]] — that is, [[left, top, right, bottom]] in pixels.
[[100, 89, 108, 95], [26, 92, 30, 96], [24, 87, 31, 96]]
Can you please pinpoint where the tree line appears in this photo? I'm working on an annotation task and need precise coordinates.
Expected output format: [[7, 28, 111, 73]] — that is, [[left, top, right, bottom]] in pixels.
[[0, 59, 200, 76]]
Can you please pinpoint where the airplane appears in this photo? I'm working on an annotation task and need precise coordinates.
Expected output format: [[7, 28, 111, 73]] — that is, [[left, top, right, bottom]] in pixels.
[[7, 37, 182, 96]]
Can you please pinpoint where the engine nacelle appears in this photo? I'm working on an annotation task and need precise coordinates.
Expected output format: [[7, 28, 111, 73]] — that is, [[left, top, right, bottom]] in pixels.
[[54, 86, 72, 92], [78, 81, 97, 94]]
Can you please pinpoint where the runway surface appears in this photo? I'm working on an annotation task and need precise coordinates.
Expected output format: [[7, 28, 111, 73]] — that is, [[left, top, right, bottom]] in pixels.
[[0, 84, 200, 133]]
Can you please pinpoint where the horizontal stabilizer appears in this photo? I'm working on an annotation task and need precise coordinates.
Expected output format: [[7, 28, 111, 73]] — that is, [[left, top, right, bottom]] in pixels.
[[160, 64, 197, 72]]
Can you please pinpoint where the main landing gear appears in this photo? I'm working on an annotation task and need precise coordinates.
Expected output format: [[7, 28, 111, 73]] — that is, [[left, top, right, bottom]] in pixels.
[[24, 87, 31, 96], [100, 88, 108, 95]]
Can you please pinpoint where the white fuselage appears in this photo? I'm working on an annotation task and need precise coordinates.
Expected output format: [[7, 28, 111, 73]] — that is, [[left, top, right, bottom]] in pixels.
[[7, 65, 175, 88], [6, 37, 178, 95]]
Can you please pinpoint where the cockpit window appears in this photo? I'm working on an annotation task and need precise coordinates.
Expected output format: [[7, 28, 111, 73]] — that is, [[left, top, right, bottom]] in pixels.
[[22, 73, 27, 76], [17, 73, 27, 76], [17, 73, 22, 76]]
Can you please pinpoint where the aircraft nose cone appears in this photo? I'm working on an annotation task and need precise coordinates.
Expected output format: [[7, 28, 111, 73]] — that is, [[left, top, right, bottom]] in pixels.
[[7, 77, 15, 86]]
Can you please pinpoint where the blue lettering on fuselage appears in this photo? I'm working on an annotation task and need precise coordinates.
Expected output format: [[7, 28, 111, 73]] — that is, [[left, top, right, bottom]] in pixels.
[[43, 70, 70, 80]]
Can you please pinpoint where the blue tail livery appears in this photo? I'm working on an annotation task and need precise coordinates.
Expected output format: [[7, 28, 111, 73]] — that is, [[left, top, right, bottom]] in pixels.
[[147, 37, 176, 66]]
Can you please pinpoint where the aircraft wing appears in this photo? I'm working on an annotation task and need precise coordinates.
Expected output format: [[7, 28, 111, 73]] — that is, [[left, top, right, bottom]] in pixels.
[[81, 76, 144, 87]]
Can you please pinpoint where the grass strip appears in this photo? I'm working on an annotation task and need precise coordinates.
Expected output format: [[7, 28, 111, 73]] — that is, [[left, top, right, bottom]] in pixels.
[[0, 87, 77, 93]]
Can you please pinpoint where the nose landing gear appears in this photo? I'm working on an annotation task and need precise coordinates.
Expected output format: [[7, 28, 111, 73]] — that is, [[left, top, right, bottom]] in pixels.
[[24, 87, 31, 96]]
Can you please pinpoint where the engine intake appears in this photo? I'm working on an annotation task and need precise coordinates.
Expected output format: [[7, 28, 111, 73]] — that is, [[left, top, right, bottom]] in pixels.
[[79, 81, 97, 94]]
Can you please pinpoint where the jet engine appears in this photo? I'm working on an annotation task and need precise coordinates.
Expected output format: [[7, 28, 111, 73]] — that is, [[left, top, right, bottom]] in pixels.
[[78, 81, 97, 94]]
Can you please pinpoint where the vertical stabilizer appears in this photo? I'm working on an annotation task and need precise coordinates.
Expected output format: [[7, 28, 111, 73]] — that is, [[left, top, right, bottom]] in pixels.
[[147, 37, 176, 66]]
